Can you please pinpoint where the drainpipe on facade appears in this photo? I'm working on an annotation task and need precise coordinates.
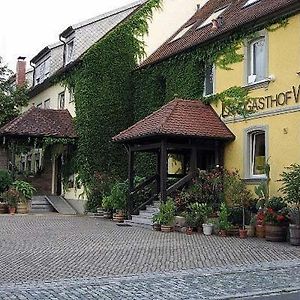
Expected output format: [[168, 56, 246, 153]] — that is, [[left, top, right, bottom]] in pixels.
[[59, 34, 67, 66]]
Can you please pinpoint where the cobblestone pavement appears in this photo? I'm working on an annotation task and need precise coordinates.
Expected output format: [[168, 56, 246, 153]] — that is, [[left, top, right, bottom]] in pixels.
[[0, 260, 299, 299], [0, 214, 299, 299]]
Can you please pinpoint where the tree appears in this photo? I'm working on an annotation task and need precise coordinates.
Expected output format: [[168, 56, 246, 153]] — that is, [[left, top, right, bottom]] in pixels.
[[0, 56, 29, 127]]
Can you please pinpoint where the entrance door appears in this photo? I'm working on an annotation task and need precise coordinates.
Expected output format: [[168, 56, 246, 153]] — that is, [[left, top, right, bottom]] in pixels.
[[197, 150, 215, 170]]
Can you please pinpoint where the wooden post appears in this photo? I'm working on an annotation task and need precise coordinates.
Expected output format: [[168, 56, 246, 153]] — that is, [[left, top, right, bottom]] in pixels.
[[190, 146, 197, 173], [128, 146, 134, 217], [214, 141, 220, 166], [156, 151, 160, 196], [160, 140, 167, 203]]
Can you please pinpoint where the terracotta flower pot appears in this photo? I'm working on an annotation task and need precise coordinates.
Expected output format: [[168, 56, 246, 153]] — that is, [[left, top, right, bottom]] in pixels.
[[256, 224, 265, 238], [113, 212, 125, 223], [265, 224, 288, 242], [161, 225, 172, 233], [239, 229, 248, 239], [186, 227, 193, 235], [289, 224, 300, 246], [8, 206, 16, 214], [219, 229, 227, 237]]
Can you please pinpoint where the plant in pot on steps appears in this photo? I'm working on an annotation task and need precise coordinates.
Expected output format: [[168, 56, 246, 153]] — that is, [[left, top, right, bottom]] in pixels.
[[279, 164, 300, 246], [202, 204, 213, 236], [264, 197, 289, 242], [152, 213, 162, 231], [13, 180, 36, 214], [159, 198, 176, 233], [0, 169, 13, 214], [109, 181, 127, 223], [2, 188, 20, 214], [224, 169, 254, 239], [218, 203, 232, 237]]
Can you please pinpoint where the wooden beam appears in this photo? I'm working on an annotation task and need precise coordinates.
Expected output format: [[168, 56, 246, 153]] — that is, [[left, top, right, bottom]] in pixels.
[[130, 143, 161, 152], [130, 174, 158, 195], [160, 139, 167, 203], [127, 147, 134, 216], [214, 141, 220, 166], [167, 172, 195, 195], [190, 146, 197, 172]]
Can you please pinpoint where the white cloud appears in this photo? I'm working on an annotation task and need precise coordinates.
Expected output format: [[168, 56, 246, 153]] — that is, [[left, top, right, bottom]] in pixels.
[[0, 0, 135, 70]]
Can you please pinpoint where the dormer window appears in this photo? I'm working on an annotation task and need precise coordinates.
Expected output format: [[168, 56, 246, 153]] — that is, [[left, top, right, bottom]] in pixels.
[[197, 6, 228, 29], [170, 23, 195, 42], [66, 40, 74, 64], [244, 0, 260, 7], [34, 57, 50, 86]]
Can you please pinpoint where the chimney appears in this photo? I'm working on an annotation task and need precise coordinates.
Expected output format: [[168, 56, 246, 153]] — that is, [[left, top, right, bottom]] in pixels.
[[16, 56, 26, 86]]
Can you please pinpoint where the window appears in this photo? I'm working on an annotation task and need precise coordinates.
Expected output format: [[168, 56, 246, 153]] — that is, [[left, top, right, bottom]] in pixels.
[[244, 0, 260, 7], [203, 64, 214, 96], [250, 131, 265, 176], [37, 103, 42, 108], [170, 23, 194, 42], [44, 99, 50, 109], [247, 36, 267, 84], [69, 89, 74, 103], [58, 92, 65, 109], [66, 40, 74, 64], [197, 6, 228, 29], [35, 57, 50, 85], [244, 127, 268, 179]]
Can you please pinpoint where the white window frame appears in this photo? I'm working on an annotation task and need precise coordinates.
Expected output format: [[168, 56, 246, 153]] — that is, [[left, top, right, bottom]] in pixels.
[[58, 92, 65, 109], [203, 63, 215, 97], [34, 57, 50, 86], [244, 126, 268, 180], [246, 35, 267, 85], [66, 40, 74, 64]]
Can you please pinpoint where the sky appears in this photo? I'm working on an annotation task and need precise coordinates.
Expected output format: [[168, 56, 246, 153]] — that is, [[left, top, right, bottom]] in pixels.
[[0, 0, 135, 71]]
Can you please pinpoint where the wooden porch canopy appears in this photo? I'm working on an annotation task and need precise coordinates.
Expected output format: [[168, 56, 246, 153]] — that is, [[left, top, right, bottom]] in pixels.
[[113, 98, 235, 215]]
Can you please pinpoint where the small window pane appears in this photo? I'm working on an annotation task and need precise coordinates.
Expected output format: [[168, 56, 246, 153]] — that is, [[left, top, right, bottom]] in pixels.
[[253, 39, 265, 81], [251, 132, 265, 175], [58, 92, 65, 109]]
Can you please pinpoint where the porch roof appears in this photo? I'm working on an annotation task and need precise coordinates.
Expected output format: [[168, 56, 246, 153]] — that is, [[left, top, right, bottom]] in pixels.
[[0, 107, 77, 139], [113, 98, 235, 142]]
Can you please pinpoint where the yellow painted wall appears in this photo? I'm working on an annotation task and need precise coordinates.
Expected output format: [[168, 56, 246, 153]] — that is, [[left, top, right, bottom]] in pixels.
[[213, 14, 300, 196]]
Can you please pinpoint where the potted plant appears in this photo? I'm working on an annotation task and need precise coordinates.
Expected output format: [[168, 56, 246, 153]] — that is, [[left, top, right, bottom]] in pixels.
[[183, 211, 196, 235], [224, 170, 253, 238], [13, 180, 36, 214], [152, 213, 162, 231], [159, 198, 176, 233], [264, 197, 289, 242], [187, 202, 208, 232], [246, 215, 256, 237], [110, 181, 127, 223], [279, 164, 300, 245], [102, 195, 113, 219], [218, 202, 232, 237], [202, 204, 213, 235], [2, 188, 21, 214], [255, 209, 265, 238], [0, 170, 13, 214]]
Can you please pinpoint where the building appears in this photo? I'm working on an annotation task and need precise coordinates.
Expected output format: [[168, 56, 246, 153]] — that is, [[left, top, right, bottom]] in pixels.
[[130, 0, 300, 199], [1, 0, 208, 213]]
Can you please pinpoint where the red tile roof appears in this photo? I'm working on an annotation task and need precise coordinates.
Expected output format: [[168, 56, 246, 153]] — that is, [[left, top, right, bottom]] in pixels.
[[0, 107, 77, 138], [140, 0, 300, 67], [113, 99, 234, 142]]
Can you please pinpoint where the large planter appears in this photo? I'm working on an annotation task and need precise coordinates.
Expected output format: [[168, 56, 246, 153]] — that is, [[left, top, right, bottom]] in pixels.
[[239, 229, 248, 239], [202, 223, 213, 236], [0, 203, 8, 214], [265, 224, 288, 242], [103, 211, 112, 219], [256, 224, 265, 238], [17, 202, 29, 214], [113, 212, 125, 223], [246, 225, 255, 237], [289, 224, 300, 246], [8, 206, 16, 214], [161, 225, 172, 233]]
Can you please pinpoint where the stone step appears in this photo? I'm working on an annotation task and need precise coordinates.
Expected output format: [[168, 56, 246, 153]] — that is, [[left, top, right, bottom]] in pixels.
[[124, 220, 153, 230], [145, 206, 159, 213], [131, 215, 153, 225], [139, 211, 156, 218], [30, 196, 55, 213]]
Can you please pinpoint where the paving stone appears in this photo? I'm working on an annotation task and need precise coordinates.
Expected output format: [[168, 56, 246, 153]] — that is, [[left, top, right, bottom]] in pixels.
[[0, 215, 299, 299]]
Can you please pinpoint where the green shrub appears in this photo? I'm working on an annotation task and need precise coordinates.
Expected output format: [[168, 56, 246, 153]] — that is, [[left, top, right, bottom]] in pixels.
[[13, 180, 36, 202], [0, 170, 13, 194]]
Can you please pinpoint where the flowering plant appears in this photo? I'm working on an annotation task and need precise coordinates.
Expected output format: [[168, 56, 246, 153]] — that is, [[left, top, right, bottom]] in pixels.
[[264, 197, 289, 225], [255, 210, 265, 226]]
